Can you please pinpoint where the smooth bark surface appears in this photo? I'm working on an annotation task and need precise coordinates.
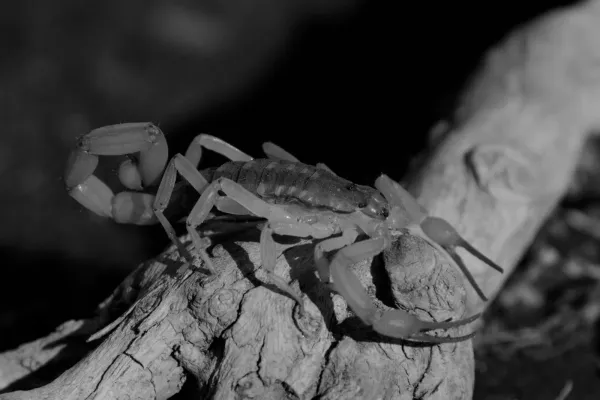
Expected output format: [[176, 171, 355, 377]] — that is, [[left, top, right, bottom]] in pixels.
[[3, 1, 600, 399]]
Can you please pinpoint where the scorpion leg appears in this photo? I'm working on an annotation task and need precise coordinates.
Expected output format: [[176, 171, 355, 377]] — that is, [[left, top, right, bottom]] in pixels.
[[313, 228, 360, 284], [153, 153, 213, 267], [327, 237, 479, 341], [262, 142, 300, 162], [262, 142, 338, 175], [375, 174, 503, 301], [214, 197, 252, 215], [260, 222, 316, 314], [185, 177, 314, 305], [152, 153, 253, 267], [185, 134, 253, 168]]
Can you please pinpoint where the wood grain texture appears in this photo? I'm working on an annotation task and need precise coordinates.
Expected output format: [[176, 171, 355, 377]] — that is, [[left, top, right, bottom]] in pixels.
[[3, 1, 600, 399]]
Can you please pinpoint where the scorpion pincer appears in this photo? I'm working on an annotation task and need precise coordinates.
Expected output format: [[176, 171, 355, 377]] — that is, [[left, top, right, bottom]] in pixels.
[[64, 123, 503, 343]]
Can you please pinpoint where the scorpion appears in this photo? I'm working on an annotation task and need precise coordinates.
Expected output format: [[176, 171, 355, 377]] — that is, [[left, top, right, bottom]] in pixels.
[[64, 122, 503, 343]]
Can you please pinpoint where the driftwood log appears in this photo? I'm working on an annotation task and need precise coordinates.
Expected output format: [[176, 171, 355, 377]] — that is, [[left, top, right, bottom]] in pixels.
[[2, 1, 600, 399]]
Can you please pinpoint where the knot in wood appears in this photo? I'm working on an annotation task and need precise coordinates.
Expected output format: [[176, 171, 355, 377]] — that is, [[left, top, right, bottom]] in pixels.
[[137, 293, 161, 314], [466, 142, 541, 203], [208, 288, 236, 318], [236, 372, 265, 398], [383, 234, 436, 287], [293, 304, 323, 339]]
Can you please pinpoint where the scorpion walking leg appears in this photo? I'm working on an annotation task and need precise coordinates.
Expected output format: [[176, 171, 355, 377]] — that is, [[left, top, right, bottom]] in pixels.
[[262, 142, 300, 162], [260, 222, 317, 314], [313, 228, 360, 284], [262, 142, 338, 175], [327, 237, 480, 342], [153, 154, 214, 269], [184, 134, 253, 168], [187, 177, 316, 308], [153, 153, 253, 269], [327, 238, 388, 323], [181, 134, 253, 216]]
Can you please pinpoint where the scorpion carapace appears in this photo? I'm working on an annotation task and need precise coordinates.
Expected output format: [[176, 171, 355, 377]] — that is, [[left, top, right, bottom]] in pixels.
[[203, 158, 388, 218], [64, 122, 502, 343]]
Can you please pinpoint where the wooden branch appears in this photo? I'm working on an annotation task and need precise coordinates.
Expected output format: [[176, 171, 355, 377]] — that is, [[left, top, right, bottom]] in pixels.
[[411, 0, 600, 313], [2, 1, 600, 399]]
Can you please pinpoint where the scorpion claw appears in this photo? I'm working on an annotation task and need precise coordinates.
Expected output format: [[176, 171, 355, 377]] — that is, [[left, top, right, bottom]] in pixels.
[[408, 224, 489, 301], [371, 308, 480, 341], [420, 312, 481, 331], [458, 238, 504, 273], [415, 216, 503, 301], [408, 330, 478, 344], [421, 216, 503, 273], [448, 250, 489, 301]]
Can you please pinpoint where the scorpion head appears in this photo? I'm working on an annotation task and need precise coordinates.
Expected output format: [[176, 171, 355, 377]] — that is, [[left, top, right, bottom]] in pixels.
[[359, 191, 389, 220], [374, 174, 428, 230]]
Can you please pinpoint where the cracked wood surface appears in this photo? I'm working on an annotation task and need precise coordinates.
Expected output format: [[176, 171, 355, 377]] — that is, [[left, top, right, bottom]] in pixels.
[[0, 231, 476, 400], [2, 1, 600, 399]]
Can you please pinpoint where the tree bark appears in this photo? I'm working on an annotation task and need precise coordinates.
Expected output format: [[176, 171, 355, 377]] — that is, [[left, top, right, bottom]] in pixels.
[[3, 1, 600, 399]]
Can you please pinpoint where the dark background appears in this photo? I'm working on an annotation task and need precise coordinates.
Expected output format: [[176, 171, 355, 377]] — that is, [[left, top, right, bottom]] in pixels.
[[0, 0, 584, 397]]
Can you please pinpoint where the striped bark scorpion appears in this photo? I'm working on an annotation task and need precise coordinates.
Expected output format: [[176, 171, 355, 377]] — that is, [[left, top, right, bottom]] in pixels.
[[64, 123, 503, 343]]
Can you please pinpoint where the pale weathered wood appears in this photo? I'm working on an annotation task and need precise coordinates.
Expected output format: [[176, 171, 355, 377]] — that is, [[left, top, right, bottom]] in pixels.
[[3, 1, 600, 399], [410, 0, 600, 313]]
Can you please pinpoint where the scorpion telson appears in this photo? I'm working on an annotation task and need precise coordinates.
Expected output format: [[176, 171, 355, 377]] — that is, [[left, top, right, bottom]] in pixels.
[[65, 122, 503, 343]]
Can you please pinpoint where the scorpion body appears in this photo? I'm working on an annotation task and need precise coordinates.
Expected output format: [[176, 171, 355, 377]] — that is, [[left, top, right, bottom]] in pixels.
[[201, 159, 386, 218], [64, 123, 503, 343]]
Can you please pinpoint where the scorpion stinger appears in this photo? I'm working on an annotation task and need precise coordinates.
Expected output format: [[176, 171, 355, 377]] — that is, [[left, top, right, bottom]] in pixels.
[[65, 123, 169, 224]]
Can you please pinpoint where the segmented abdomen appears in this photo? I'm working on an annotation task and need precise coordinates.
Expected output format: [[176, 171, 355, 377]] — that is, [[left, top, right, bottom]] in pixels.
[[202, 159, 379, 213]]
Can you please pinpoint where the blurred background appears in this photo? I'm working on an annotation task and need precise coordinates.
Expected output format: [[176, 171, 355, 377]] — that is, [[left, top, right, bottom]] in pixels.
[[1, 0, 596, 398]]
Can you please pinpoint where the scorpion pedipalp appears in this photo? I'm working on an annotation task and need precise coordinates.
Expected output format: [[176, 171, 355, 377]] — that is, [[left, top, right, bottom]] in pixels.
[[371, 309, 481, 342], [421, 216, 504, 273], [325, 236, 479, 342], [374, 174, 502, 301]]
